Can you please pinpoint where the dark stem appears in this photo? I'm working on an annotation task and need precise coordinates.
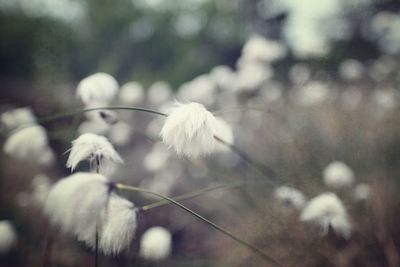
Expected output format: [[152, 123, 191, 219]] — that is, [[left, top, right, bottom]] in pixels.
[[115, 183, 284, 267], [95, 226, 99, 267]]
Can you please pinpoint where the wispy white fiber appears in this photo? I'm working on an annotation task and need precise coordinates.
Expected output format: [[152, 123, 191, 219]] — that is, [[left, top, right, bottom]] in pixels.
[[0, 221, 17, 253], [44, 172, 137, 255], [323, 161, 354, 189], [3, 125, 55, 166], [275, 186, 306, 210], [66, 133, 123, 172], [160, 102, 217, 158], [139, 226, 172, 260], [76, 73, 119, 105], [300, 192, 351, 238], [353, 183, 371, 202]]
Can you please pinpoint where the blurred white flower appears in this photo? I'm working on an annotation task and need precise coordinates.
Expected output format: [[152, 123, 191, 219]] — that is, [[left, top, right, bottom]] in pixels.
[[147, 81, 172, 106], [353, 183, 371, 202], [323, 161, 354, 189], [236, 62, 273, 92], [275, 186, 306, 210], [118, 82, 145, 105], [44, 172, 137, 255], [160, 102, 217, 158], [77, 72, 119, 105], [3, 125, 55, 166], [177, 75, 216, 106], [240, 35, 286, 63], [1, 107, 36, 130], [338, 59, 364, 82], [209, 65, 237, 91], [139, 227, 172, 261], [372, 89, 397, 110], [77, 119, 110, 136], [214, 117, 234, 153], [108, 122, 132, 146], [143, 143, 171, 173], [0, 221, 17, 253], [293, 81, 331, 106], [66, 133, 123, 172], [289, 63, 311, 85], [300, 192, 351, 238], [32, 174, 51, 206]]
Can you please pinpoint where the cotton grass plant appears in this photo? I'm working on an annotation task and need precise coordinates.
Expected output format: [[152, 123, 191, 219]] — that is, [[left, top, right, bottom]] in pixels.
[[2, 34, 400, 267]]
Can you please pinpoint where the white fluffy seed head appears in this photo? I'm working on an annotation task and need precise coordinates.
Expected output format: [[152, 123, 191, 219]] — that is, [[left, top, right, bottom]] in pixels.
[[0, 221, 17, 253], [99, 195, 137, 255], [44, 173, 109, 235], [76, 73, 119, 105], [300, 192, 351, 238], [160, 102, 218, 158], [139, 227, 172, 261], [66, 133, 123, 172], [32, 174, 52, 206], [275, 186, 306, 210], [323, 161, 355, 189], [44, 173, 137, 255], [3, 125, 55, 166], [143, 143, 171, 173]]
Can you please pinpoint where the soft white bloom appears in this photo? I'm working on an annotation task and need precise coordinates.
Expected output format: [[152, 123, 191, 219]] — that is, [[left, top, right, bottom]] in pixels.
[[32, 174, 51, 206], [118, 82, 145, 105], [353, 183, 371, 201], [0, 221, 17, 253], [236, 62, 273, 92], [275, 186, 306, 209], [160, 102, 218, 158], [98, 195, 137, 255], [1, 107, 36, 130], [66, 133, 123, 172], [77, 73, 119, 105], [323, 161, 354, 189], [177, 75, 216, 106], [293, 81, 331, 106], [338, 59, 364, 81], [147, 81, 172, 106], [77, 119, 110, 135], [209, 65, 238, 91], [214, 117, 234, 153], [372, 89, 397, 110], [240, 36, 286, 63], [143, 143, 171, 172], [44, 173, 137, 255], [139, 227, 172, 261], [300, 192, 351, 238], [3, 125, 55, 166], [108, 122, 132, 146], [289, 63, 311, 85]]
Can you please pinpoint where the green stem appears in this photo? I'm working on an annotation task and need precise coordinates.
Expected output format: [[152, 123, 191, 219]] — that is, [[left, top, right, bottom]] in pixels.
[[115, 183, 283, 267], [141, 181, 247, 211]]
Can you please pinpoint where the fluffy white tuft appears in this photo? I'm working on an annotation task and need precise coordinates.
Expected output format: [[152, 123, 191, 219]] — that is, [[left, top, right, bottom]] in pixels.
[[66, 133, 123, 172], [44, 172, 137, 255], [0, 221, 17, 253], [300, 192, 351, 238], [76, 73, 119, 105], [160, 102, 218, 158], [275, 186, 306, 210], [99, 195, 137, 255], [323, 161, 355, 189], [143, 143, 171, 173], [3, 125, 55, 166], [32, 174, 52, 206], [139, 227, 172, 261]]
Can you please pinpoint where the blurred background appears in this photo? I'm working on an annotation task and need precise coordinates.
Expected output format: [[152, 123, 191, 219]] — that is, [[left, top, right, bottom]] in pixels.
[[1, 0, 400, 266]]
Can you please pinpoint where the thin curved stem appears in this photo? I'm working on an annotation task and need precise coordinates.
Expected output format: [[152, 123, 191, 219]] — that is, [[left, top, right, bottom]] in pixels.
[[214, 135, 277, 181], [115, 183, 284, 267], [141, 181, 248, 211]]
